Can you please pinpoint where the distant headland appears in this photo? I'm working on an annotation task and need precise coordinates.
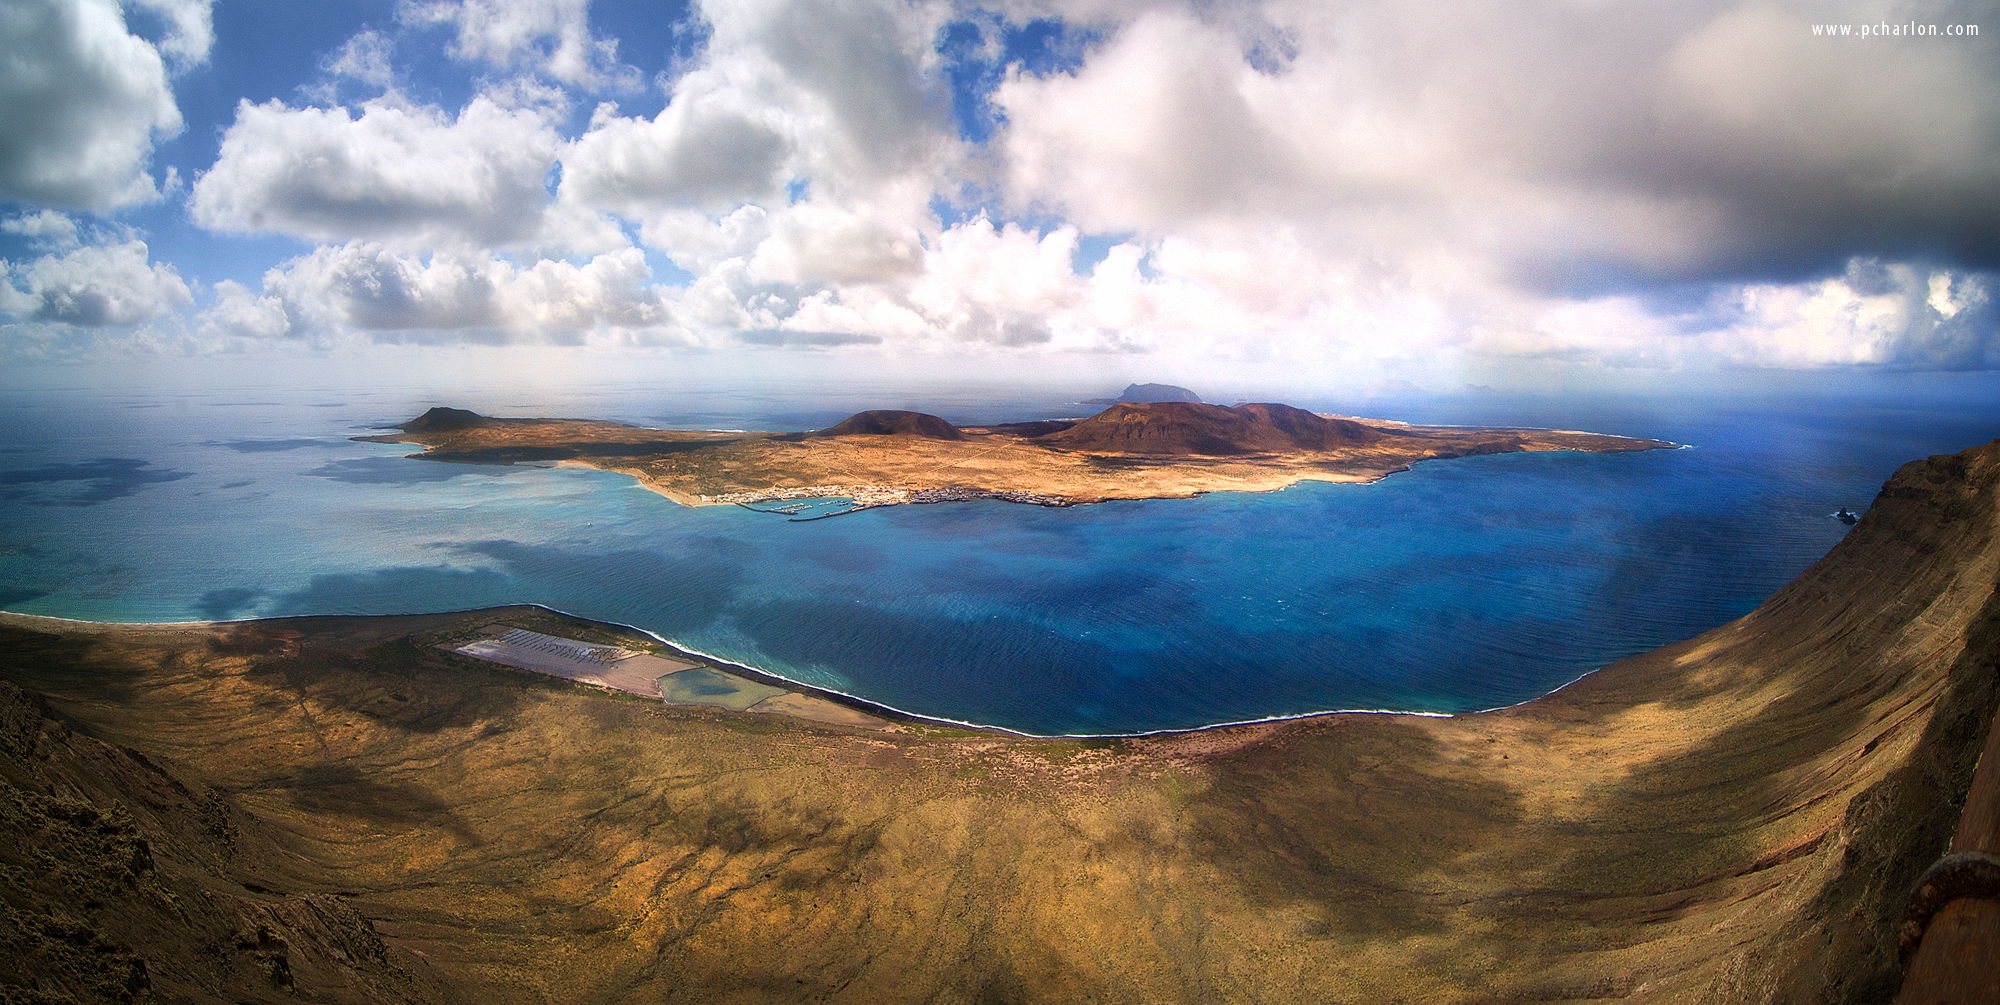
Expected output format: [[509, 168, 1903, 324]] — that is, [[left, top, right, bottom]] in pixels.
[[359, 398, 1675, 515], [1082, 381, 1203, 404]]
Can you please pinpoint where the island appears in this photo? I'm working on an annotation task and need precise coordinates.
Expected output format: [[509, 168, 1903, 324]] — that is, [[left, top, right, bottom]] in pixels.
[[1082, 381, 1205, 404], [358, 401, 1674, 514]]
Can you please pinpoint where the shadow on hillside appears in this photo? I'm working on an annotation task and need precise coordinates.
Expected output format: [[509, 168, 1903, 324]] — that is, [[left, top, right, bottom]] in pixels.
[[281, 762, 482, 848], [1187, 717, 1526, 946]]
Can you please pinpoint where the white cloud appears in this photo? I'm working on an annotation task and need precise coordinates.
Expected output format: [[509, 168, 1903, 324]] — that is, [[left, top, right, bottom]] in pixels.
[[1709, 261, 2000, 370], [255, 242, 678, 345], [937, 0, 2000, 374], [745, 200, 928, 286], [128, 0, 215, 67], [400, 0, 636, 89], [191, 95, 620, 254], [562, 96, 792, 216], [1, 211, 82, 251], [0, 0, 183, 211], [200, 279, 290, 340], [560, 0, 957, 223], [995, 12, 1309, 234], [6, 0, 1991, 378], [324, 29, 395, 88], [994, 1, 2000, 290], [0, 239, 191, 327]]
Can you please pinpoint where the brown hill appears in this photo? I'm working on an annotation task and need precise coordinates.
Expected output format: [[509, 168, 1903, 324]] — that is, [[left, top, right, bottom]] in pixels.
[[809, 409, 965, 440], [1038, 401, 1384, 454], [398, 406, 488, 433]]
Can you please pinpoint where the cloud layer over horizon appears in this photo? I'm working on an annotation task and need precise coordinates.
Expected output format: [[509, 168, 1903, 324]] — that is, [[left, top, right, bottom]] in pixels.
[[1, 0, 1996, 387]]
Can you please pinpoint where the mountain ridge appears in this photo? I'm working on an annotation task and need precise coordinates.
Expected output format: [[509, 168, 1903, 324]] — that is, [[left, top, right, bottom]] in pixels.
[[1037, 400, 1386, 454]]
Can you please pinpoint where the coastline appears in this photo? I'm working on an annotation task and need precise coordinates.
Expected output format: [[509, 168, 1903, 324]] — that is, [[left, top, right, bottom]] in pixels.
[[362, 404, 1678, 514], [534, 436, 1667, 514], [0, 604, 1471, 739], [3, 423, 1698, 739]]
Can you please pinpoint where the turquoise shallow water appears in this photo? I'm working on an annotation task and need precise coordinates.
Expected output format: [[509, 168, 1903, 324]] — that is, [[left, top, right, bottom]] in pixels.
[[2, 379, 1997, 734]]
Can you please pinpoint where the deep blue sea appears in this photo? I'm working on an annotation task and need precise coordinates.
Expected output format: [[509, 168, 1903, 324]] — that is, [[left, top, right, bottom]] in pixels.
[[3, 374, 1998, 735]]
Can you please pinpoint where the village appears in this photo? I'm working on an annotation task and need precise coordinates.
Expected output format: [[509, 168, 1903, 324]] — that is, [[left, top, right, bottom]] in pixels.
[[698, 483, 1076, 515]]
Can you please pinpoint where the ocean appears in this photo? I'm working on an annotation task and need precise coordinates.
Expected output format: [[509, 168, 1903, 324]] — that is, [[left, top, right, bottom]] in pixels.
[[3, 374, 1997, 735]]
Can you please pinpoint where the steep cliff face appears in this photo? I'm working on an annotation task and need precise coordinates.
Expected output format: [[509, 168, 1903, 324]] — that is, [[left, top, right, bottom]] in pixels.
[[0, 440, 1994, 1003], [1741, 442, 2000, 1000], [0, 678, 445, 1003]]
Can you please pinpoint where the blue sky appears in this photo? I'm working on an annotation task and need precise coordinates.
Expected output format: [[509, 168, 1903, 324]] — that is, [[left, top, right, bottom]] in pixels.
[[1, 0, 1996, 392]]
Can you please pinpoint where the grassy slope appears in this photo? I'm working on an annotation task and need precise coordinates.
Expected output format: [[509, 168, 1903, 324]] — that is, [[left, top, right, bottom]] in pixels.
[[0, 440, 1995, 1002]]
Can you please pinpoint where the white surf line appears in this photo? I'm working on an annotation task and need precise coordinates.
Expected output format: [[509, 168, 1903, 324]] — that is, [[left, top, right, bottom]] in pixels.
[[1460, 665, 1604, 715], [1359, 418, 1692, 450], [525, 606, 1466, 739], [0, 603, 1532, 739]]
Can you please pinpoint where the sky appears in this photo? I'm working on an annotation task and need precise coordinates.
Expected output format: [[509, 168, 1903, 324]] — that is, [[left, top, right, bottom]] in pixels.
[[0, 0, 1996, 395]]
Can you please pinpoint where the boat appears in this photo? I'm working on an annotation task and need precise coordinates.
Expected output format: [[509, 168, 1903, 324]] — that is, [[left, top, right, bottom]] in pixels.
[[1836, 507, 1858, 524]]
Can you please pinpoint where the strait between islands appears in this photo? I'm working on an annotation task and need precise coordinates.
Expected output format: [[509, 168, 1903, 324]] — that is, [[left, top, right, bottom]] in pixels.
[[356, 400, 1675, 512]]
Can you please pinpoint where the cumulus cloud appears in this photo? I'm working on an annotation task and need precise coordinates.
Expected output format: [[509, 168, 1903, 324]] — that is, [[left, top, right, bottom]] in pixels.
[[200, 279, 290, 341], [887, 0, 2000, 375], [995, 0, 2000, 291], [563, 98, 792, 215], [746, 200, 929, 286], [400, 0, 636, 89], [1709, 261, 2000, 370], [128, 0, 215, 67], [253, 242, 677, 344], [324, 29, 396, 89], [1, 211, 82, 251], [552, 0, 1031, 351], [560, 0, 956, 227], [10, 0, 1991, 377], [0, 0, 185, 211], [191, 96, 619, 254], [0, 240, 191, 327], [688, 215, 1115, 351]]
